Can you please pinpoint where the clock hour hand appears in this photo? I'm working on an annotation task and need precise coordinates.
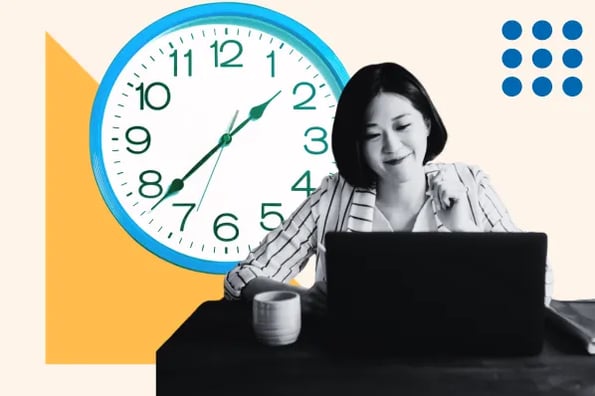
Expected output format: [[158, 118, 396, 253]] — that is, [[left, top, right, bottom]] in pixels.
[[151, 90, 282, 211]]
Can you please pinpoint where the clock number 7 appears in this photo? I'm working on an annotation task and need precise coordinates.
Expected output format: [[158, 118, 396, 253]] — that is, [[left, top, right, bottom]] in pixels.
[[172, 203, 196, 232]]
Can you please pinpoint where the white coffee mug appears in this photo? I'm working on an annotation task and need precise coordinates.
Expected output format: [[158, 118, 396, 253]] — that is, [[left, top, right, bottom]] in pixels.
[[252, 291, 301, 346]]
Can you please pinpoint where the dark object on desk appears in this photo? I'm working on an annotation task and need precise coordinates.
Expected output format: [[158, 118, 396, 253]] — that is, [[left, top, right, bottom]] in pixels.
[[324, 232, 547, 356], [547, 299, 595, 355], [157, 300, 595, 396]]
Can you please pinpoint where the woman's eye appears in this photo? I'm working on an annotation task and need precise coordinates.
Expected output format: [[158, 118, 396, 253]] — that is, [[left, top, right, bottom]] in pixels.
[[394, 123, 411, 131], [364, 133, 380, 140]]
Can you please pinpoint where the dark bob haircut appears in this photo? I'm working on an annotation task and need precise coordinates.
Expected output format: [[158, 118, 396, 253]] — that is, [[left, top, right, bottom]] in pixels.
[[331, 62, 448, 189]]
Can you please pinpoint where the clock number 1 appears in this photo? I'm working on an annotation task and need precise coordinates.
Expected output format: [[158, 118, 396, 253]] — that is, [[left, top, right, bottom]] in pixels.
[[169, 49, 193, 77], [266, 50, 275, 77], [136, 82, 171, 110]]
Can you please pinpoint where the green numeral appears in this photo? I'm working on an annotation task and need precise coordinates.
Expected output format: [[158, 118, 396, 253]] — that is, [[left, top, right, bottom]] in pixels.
[[172, 203, 196, 231], [304, 126, 328, 155], [266, 50, 275, 77], [293, 82, 316, 110], [125, 126, 151, 154], [138, 170, 162, 198], [135, 82, 170, 110], [291, 171, 315, 197], [214, 213, 239, 242], [170, 49, 192, 77], [210, 40, 243, 68], [260, 203, 284, 231]]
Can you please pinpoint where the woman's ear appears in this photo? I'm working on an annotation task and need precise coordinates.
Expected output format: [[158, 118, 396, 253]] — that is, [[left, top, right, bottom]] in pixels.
[[424, 117, 431, 136]]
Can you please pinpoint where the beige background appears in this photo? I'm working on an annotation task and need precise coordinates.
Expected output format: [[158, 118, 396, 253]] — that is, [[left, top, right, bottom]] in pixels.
[[2, 0, 594, 394]]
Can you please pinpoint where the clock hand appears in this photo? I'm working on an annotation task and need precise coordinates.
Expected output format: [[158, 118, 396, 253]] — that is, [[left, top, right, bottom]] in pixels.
[[151, 90, 282, 211], [196, 110, 239, 213]]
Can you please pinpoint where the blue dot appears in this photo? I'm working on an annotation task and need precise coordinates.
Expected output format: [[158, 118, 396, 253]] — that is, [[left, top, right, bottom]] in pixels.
[[563, 49, 582, 68], [502, 20, 522, 40], [502, 49, 522, 68], [563, 77, 582, 96], [533, 20, 552, 40], [532, 77, 552, 96], [502, 77, 522, 96], [563, 20, 582, 40], [532, 49, 552, 68]]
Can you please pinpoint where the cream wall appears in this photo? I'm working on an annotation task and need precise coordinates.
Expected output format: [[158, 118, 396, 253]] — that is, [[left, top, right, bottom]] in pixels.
[[2, 0, 593, 394]]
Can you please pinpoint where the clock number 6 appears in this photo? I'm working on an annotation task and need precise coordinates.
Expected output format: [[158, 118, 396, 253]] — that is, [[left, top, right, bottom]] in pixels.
[[214, 213, 239, 242], [135, 82, 171, 111], [260, 203, 284, 231]]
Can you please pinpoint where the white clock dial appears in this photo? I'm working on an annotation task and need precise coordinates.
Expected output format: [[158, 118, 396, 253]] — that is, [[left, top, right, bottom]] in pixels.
[[91, 4, 348, 273]]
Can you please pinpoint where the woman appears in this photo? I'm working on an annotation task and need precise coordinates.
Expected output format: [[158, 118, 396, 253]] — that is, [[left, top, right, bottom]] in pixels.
[[224, 62, 553, 313]]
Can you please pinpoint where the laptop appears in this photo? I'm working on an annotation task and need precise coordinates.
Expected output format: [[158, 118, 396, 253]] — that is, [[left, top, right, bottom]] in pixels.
[[324, 232, 547, 356]]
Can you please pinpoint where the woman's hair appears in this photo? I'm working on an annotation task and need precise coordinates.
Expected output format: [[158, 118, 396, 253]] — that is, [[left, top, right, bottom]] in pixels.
[[331, 62, 448, 188]]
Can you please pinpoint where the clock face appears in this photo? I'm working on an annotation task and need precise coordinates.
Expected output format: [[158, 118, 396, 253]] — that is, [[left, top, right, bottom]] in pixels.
[[90, 3, 348, 274]]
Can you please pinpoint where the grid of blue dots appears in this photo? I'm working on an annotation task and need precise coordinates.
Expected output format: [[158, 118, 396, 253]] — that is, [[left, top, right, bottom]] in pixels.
[[501, 20, 583, 97]]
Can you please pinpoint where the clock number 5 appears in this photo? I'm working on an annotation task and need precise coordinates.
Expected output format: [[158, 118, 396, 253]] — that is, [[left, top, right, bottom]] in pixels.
[[260, 203, 284, 231], [136, 82, 171, 111]]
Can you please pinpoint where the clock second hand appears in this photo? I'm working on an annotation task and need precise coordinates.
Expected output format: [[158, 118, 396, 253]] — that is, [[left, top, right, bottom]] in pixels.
[[150, 90, 282, 211], [195, 110, 238, 213]]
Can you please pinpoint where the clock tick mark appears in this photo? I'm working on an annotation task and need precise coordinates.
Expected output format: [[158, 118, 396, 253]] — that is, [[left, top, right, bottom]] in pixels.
[[158, 226, 163, 232], [179, 36, 184, 44], [213, 27, 217, 36], [306, 65, 312, 70], [201, 244, 205, 252], [111, 149, 119, 152], [213, 247, 216, 253], [201, 30, 205, 37], [329, 104, 336, 108], [133, 202, 139, 207], [168, 232, 173, 239], [289, 49, 294, 55], [236, 28, 239, 35], [113, 160, 121, 164], [150, 55, 155, 61], [225, 27, 228, 35], [120, 182, 128, 186], [159, 48, 164, 55], [117, 103, 124, 107], [298, 56, 303, 62], [141, 64, 147, 69], [279, 42, 285, 49], [116, 171, 124, 175], [236, 246, 240, 254], [126, 82, 133, 87], [248, 30, 252, 37], [191, 33, 195, 40], [269, 37, 273, 44], [190, 241, 194, 248], [179, 237, 183, 244], [168, 42, 174, 49], [324, 93, 331, 98], [121, 93, 128, 97], [112, 137, 119, 140], [133, 73, 140, 78], [259, 33, 262, 40], [149, 219, 154, 225], [126, 192, 132, 197], [114, 115, 121, 119], [112, 126, 120, 130], [313, 73, 319, 79], [225, 247, 228, 254]]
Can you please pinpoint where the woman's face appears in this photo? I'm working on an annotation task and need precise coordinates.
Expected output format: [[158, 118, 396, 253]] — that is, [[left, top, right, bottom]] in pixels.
[[362, 92, 429, 183]]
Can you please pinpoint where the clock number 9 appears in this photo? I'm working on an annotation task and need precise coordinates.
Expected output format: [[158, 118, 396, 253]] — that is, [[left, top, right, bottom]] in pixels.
[[214, 213, 239, 242], [303, 127, 328, 155], [210, 40, 243, 68], [260, 203, 284, 231], [135, 82, 171, 111], [125, 126, 151, 154], [293, 82, 316, 110]]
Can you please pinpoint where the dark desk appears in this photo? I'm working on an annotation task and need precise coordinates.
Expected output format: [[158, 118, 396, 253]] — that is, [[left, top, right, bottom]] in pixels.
[[157, 300, 595, 396]]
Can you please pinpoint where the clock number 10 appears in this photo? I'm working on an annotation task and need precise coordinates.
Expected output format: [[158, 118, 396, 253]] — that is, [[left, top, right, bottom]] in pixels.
[[136, 82, 171, 111]]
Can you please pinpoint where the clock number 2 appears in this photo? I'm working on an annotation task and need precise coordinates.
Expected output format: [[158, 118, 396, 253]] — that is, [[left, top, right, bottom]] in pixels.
[[210, 40, 243, 68], [293, 82, 316, 110], [135, 82, 171, 111]]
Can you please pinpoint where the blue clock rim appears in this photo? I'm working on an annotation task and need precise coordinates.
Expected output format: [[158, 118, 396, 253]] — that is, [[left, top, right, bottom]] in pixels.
[[89, 2, 349, 274]]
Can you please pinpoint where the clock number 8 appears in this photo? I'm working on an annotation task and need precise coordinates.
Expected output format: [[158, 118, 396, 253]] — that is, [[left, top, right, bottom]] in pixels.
[[135, 82, 171, 110], [138, 170, 163, 198], [214, 213, 239, 242]]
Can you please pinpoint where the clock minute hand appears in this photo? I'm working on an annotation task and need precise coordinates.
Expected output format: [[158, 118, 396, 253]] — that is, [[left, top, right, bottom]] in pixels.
[[150, 90, 282, 211]]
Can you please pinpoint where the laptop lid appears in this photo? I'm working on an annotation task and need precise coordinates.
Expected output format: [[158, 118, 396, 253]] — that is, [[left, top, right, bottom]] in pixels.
[[324, 232, 547, 356]]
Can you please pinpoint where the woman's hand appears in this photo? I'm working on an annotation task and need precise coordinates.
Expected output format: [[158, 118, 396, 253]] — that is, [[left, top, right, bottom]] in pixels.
[[299, 281, 327, 316], [429, 170, 479, 232]]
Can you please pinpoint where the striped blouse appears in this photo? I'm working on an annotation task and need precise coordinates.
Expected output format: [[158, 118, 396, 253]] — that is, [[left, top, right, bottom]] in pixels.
[[223, 162, 553, 304]]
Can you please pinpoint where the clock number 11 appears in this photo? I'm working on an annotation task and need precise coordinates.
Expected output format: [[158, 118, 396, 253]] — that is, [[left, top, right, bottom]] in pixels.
[[169, 49, 193, 77]]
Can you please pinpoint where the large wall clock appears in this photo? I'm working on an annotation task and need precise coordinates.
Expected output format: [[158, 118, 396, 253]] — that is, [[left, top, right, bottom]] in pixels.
[[90, 2, 348, 274]]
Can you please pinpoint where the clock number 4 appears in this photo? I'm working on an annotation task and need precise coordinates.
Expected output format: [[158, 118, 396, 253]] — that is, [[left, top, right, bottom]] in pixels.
[[291, 171, 315, 197]]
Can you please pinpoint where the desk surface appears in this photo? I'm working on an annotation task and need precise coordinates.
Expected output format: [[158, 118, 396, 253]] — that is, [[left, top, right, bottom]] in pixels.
[[157, 300, 595, 396]]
